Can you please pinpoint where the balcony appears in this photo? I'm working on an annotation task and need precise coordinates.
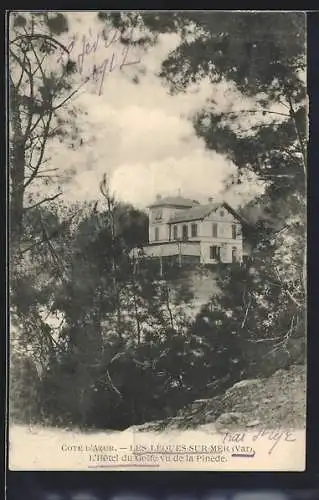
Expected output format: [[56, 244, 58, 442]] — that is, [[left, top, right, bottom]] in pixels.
[[142, 241, 201, 258]]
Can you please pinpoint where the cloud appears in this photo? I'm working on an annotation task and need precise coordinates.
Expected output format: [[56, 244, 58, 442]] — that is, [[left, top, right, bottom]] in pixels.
[[110, 150, 236, 208], [43, 13, 272, 209]]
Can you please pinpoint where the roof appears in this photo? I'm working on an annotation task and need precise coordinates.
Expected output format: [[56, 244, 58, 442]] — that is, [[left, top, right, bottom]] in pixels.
[[168, 201, 251, 225], [224, 203, 251, 227], [168, 203, 220, 223], [148, 196, 199, 208]]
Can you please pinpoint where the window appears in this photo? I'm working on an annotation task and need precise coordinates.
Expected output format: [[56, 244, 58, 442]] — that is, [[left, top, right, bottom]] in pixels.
[[219, 210, 224, 217], [210, 245, 221, 260], [155, 227, 159, 241], [182, 224, 188, 240], [232, 247, 238, 263], [154, 209, 163, 221], [212, 223, 218, 237], [243, 255, 250, 268], [173, 225, 178, 240], [232, 224, 237, 239], [191, 223, 198, 237]]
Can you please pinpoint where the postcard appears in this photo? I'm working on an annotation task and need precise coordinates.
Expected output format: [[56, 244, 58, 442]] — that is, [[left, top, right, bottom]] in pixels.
[[8, 10, 307, 471]]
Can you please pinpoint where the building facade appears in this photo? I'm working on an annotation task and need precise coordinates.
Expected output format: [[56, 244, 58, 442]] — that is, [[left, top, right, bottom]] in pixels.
[[137, 195, 247, 266]]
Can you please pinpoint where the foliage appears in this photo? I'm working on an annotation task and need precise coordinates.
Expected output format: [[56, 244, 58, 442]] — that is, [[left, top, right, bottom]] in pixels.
[[10, 194, 305, 429], [100, 10, 307, 351], [9, 352, 42, 424], [9, 12, 81, 247], [99, 11, 306, 292], [99, 12, 306, 184], [10, 12, 307, 430]]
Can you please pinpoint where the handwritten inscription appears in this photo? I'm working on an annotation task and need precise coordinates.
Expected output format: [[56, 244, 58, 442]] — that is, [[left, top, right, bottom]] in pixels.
[[252, 429, 296, 455], [222, 429, 296, 455], [57, 27, 141, 95]]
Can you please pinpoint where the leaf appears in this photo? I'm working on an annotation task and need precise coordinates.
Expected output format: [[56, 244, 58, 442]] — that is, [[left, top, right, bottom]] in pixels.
[[13, 14, 27, 28], [46, 13, 69, 35], [64, 59, 77, 75]]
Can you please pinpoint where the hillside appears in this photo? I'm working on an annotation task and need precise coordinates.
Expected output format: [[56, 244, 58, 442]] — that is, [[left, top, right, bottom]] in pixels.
[[126, 363, 306, 433], [168, 265, 220, 314], [9, 363, 306, 471]]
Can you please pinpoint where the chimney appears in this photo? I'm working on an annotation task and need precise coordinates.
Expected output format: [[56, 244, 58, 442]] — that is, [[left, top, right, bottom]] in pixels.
[[208, 196, 213, 203], [156, 194, 162, 201]]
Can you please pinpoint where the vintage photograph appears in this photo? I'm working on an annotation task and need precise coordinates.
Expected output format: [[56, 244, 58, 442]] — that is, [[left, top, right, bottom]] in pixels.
[[8, 11, 307, 470]]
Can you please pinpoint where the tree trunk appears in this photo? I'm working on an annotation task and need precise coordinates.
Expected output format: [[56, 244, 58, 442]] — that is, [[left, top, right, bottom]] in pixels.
[[132, 284, 141, 344], [9, 83, 25, 246], [164, 279, 174, 330]]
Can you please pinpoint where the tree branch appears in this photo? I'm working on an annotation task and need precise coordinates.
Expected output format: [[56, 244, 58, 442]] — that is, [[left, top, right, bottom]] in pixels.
[[215, 108, 291, 119], [274, 266, 303, 308], [27, 33, 47, 84], [286, 93, 307, 177], [10, 34, 69, 55], [20, 209, 80, 255], [267, 314, 296, 355], [23, 111, 53, 189], [106, 369, 123, 398], [39, 216, 69, 283], [246, 335, 284, 343], [241, 295, 252, 329], [16, 48, 29, 91], [9, 47, 31, 77], [24, 192, 62, 211], [23, 52, 36, 142], [52, 88, 80, 112]]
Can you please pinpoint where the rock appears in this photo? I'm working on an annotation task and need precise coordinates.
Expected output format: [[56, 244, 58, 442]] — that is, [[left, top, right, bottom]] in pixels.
[[228, 379, 261, 391], [124, 420, 165, 433], [215, 411, 247, 428], [198, 423, 219, 433], [202, 412, 216, 424], [191, 398, 212, 409], [263, 397, 272, 403], [246, 419, 261, 428], [122, 364, 306, 433], [272, 368, 288, 378]]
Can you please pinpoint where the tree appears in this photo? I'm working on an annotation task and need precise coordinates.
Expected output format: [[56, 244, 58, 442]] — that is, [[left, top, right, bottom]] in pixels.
[[98, 12, 306, 181], [9, 12, 80, 248], [13, 192, 200, 428], [10, 12, 307, 430], [9, 12, 86, 413], [10, 201, 84, 385], [99, 11, 306, 310], [198, 250, 305, 381]]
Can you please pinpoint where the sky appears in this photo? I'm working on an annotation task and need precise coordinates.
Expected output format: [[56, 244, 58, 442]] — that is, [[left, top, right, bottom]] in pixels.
[[41, 12, 291, 210]]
